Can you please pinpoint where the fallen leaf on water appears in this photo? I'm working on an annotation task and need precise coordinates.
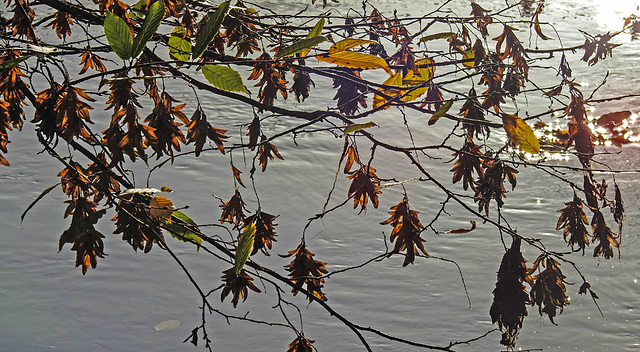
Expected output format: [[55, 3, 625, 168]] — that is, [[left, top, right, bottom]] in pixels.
[[154, 319, 181, 331], [438, 220, 477, 234]]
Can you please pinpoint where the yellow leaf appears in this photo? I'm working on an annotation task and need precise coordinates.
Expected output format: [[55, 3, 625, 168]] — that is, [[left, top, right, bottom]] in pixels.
[[329, 38, 376, 54], [462, 49, 475, 67], [501, 114, 540, 154], [316, 51, 391, 74], [401, 85, 428, 102], [344, 121, 377, 134], [373, 58, 436, 109], [402, 58, 435, 85], [373, 73, 403, 109]]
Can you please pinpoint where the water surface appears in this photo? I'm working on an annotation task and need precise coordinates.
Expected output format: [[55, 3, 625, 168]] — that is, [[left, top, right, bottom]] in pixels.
[[1, 0, 640, 351]]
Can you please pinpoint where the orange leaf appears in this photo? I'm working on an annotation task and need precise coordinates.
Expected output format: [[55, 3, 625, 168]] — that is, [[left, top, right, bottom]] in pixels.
[[148, 196, 175, 221]]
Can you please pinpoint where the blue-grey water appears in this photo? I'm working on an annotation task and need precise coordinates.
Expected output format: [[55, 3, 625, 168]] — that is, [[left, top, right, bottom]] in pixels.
[[1, 0, 640, 351]]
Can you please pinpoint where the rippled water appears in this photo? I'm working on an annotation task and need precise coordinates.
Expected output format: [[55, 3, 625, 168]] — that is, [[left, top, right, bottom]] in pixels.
[[1, 0, 640, 351]]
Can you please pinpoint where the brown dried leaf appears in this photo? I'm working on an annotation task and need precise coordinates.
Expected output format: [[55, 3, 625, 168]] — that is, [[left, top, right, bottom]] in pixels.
[[246, 116, 260, 150], [380, 196, 428, 266], [451, 137, 483, 191], [219, 190, 247, 227], [459, 88, 489, 139], [490, 237, 530, 348], [286, 336, 315, 352], [580, 31, 621, 66], [78, 50, 107, 75], [144, 92, 188, 160], [244, 212, 277, 255], [290, 68, 315, 102], [258, 136, 284, 172], [346, 165, 380, 212], [470, 3, 492, 37], [248, 53, 288, 107], [220, 267, 261, 307], [493, 25, 529, 78], [597, 111, 632, 131], [222, 4, 260, 58], [282, 242, 328, 302], [53, 85, 96, 143], [530, 255, 569, 324], [531, 3, 552, 41], [591, 210, 620, 259], [474, 159, 518, 215], [71, 228, 105, 275], [439, 220, 476, 234], [86, 152, 121, 202], [0, 51, 28, 131], [186, 107, 229, 156], [10, 0, 35, 40], [332, 69, 368, 116], [342, 144, 361, 174], [113, 193, 166, 253], [47, 11, 72, 39], [557, 194, 590, 253], [231, 164, 246, 188], [613, 183, 624, 224]]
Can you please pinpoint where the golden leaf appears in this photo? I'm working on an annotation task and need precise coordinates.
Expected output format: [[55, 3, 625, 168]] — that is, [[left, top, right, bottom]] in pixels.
[[373, 72, 404, 110], [329, 38, 375, 54], [316, 51, 392, 74], [501, 114, 540, 154]]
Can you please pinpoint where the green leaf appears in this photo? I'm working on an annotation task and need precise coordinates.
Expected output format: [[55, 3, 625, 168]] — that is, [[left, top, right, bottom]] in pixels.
[[168, 26, 192, 61], [275, 36, 326, 58], [21, 183, 60, 224], [131, 0, 165, 58], [0, 55, 30, 71], [129, 0, 147, 21], [419, 32, 454, 43], [344, 121, 377, 134], [202, 64, 249, 93], [235, 222, 256, 274], [501, 113, 541, 154], [428, 100, 453, 125], [59, 209, 107, 251], [104, 12, 133, 60], [163, 210, 203, 247], [308, 18, 325, 38], [300, 18, 325, 56], [192, 1, 230, 59]]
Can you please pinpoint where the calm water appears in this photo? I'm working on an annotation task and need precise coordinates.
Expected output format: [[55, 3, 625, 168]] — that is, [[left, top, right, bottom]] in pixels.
[[1, 0, 640, 351]]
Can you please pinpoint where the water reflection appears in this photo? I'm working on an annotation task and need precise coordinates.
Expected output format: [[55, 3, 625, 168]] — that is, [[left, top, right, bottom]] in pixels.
[[592, 0, 640, 30]]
